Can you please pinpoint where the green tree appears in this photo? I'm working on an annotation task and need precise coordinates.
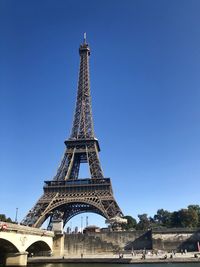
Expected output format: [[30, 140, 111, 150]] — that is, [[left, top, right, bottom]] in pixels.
[[122, 215, 137, 230], [171, 209, 198, 228], [180, 209, 198, 228], [170, 211, 181, 227], [136, 214, 151, 230], [154, 209, 171, 227], [188, 205, 200, 227], [0, 214, 12, 223]]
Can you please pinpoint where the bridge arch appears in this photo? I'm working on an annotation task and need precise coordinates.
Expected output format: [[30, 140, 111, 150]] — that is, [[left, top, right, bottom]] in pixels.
[[0, 237, 20, 252], [0, 238, 19, 264], [26, 240, 51, 256]]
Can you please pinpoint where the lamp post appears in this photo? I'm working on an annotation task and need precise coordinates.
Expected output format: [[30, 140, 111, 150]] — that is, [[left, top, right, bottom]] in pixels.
[[81, 216, 83, 233], [86, 216, 88, 227], [15, 208, 18, 223]]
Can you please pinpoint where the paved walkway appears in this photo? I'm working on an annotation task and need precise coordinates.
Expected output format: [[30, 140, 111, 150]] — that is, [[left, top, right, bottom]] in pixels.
[[61, 251, 199, 258], [28, 252, 200, 264]]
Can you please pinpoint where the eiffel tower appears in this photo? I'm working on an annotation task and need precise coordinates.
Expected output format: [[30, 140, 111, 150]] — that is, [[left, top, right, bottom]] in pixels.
[[22, 35, 123, 229]]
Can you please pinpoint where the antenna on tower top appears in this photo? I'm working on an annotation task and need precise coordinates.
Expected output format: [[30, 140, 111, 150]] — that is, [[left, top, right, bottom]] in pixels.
[[84, 32, 87, 44]]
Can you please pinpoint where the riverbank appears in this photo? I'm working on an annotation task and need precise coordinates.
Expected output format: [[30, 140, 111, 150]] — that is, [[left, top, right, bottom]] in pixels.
[[28, 252, 200, 265]]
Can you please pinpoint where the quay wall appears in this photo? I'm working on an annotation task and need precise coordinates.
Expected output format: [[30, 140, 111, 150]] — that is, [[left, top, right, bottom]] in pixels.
[[64, 229, 200, 256], [64, 230, 152, 255], [152, 228, 200, 251]]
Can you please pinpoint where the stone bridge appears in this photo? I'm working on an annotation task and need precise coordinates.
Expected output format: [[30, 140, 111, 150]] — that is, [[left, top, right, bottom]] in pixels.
[[0, 222, 63, 266]]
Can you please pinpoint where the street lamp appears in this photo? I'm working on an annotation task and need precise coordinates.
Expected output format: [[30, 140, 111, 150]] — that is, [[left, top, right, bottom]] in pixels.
[[15, 208, 18, 223]]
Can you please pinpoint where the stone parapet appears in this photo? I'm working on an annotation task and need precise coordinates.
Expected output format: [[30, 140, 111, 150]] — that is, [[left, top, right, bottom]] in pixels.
[[0, 221, 54, 237]]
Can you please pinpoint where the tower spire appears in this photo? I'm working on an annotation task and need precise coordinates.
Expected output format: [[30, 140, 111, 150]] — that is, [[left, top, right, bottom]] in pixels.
[[70, 35, 93, 140], [84, 32, 87, 44]]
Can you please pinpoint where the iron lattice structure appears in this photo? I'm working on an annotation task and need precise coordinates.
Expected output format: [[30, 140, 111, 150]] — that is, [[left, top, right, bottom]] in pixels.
[[22, 38, 123, 229]]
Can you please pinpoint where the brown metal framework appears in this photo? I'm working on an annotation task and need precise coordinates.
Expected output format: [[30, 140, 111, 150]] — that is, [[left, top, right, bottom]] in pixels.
[[21, 37, 123, 229]]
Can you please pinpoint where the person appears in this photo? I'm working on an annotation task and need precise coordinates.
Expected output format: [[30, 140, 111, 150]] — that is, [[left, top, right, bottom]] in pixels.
[[141, 253, 146, 260]]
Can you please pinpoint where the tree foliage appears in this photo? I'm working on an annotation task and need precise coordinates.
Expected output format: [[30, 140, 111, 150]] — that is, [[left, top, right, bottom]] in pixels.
[[136, 214, 151, 230], [124, 204, 200, 231], [0, 214, 13, 223], [122, 215, 137, 230], [154, 209, 171, 227], [170, 209, 198, 228], [188, 205, 200, 227]]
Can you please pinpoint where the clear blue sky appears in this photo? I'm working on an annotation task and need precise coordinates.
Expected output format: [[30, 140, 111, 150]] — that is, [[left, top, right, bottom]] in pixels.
[[1, 0, 200, 229]]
